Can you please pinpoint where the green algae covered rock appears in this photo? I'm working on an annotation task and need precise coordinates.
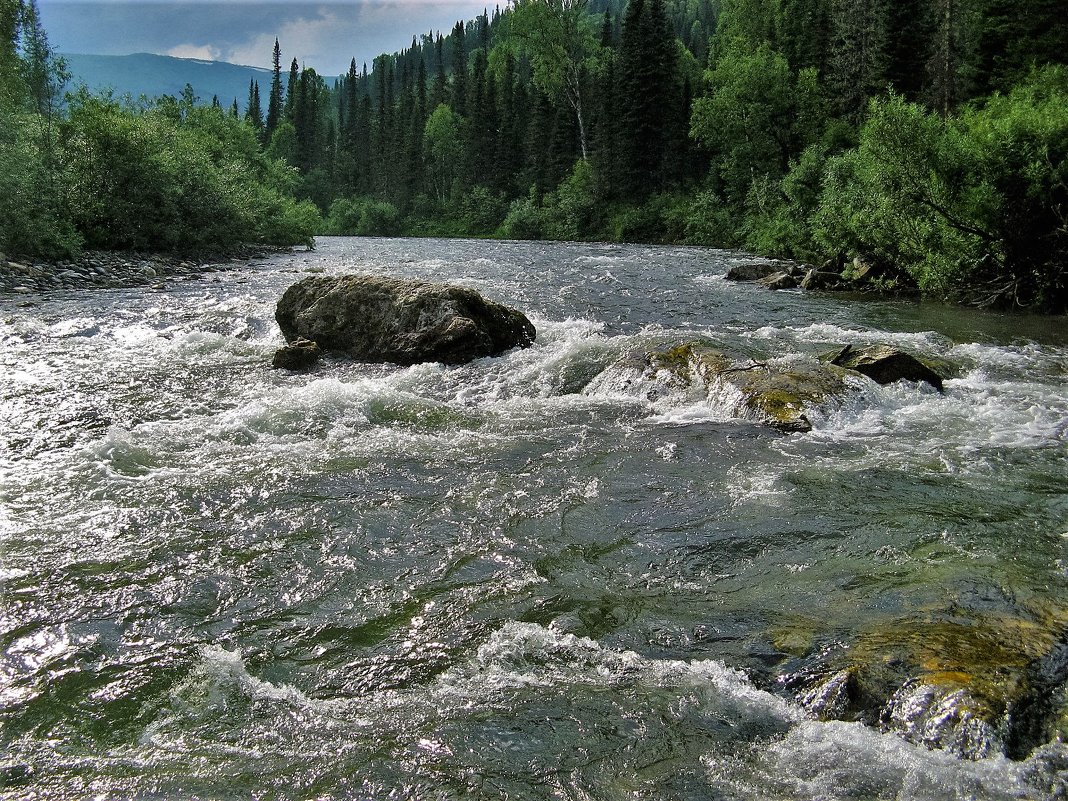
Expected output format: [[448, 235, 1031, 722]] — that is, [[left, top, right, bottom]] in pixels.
[[785, 610, 1068, 760], [646, 341, 849, 433]]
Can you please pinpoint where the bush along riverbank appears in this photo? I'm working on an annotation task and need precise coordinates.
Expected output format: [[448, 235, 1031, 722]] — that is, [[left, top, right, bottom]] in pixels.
[[1, 6, 320, 270]]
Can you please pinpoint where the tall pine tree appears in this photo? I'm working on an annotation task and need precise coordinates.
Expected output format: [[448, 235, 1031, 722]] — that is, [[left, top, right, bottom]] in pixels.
[[266, 39, 283, 137]]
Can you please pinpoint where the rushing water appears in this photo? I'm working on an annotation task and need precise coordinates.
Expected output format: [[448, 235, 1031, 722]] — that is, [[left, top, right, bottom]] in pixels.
[[2, 237, 1067, 799]]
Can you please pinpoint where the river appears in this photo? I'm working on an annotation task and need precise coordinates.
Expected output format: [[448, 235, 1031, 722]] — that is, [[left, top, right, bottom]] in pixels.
[[2, 237, 1067, 799]]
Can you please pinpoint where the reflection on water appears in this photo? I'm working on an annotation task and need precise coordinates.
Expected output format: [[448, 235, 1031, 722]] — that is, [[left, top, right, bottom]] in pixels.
[[1, 237, 1066, 799]]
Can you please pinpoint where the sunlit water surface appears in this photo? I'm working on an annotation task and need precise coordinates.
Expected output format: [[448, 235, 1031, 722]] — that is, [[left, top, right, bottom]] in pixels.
[[2, 238, 1067, 799]]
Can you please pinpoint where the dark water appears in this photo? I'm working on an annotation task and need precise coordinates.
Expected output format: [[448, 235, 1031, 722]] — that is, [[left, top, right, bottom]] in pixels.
[[2, 237, 1066, 799]]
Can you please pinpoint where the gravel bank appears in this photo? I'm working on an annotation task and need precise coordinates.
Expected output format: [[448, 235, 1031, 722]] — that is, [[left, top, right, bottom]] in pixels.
[[0, 248, 286, 295]]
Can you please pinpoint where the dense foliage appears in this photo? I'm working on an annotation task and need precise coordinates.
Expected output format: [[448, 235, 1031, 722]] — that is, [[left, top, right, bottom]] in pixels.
[[3, 0, 1064, 309], [0, 0, 318, 259], [231, 0, 1064, 310]]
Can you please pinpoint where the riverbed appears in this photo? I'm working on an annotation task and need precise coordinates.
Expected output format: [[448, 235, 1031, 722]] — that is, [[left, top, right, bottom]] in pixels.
[[2, 237, 1066, 799]]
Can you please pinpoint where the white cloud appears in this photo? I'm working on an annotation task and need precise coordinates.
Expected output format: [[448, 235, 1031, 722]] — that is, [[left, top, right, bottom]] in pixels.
[[222, 0, 493, 76], [225, 7, 347, 72], [166, 43, 223, 61]]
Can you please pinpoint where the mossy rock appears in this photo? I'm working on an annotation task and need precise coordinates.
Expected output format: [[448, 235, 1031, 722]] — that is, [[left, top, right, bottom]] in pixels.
[[639, 342, 850, 432], [729, 365, 848, 432], [786, 608, 1068, 758]]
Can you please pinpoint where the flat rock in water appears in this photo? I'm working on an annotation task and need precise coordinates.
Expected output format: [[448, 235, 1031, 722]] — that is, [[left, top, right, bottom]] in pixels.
[[724, 263, 785, 281], [275, 275, 536, 366], [800, 268, 844, 290], [829, 344, 944, 391], [593, 341, 850, 433]]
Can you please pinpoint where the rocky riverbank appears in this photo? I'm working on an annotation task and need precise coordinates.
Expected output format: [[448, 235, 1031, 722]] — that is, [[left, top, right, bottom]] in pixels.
[[0, 247, 289, 296]]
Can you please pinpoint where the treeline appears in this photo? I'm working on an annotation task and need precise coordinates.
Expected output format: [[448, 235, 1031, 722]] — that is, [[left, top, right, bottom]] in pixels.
[[0, 0, 319, 259], [254, 0, 1066, 310]]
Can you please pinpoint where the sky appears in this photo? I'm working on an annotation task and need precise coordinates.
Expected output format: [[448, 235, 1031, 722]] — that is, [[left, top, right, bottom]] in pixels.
[[39, 0, 496, 77]]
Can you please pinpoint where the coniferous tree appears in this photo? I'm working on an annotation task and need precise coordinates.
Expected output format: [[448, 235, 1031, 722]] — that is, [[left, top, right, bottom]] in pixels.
[[451, 20, 467, 116], [617, 0, 677, 198], [18, 0, 65, 117], [975, 0, 1068, 92], [827, 0, 891, 122], [925, 0, 980, 115], [245, 78, 264, 134], [266, 39, 283, 137], [285, 58, 299, 120], [494, 51, 526, 195], [432, 34, 448, 109], [775, 0, 831, 73]]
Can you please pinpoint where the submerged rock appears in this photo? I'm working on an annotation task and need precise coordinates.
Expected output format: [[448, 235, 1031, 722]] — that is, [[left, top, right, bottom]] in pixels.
[[272, 337, 321, 371], [782, 611, 1068, 760], [884, 679, 1002, 759], [591, 341, 850, 433], [275, 275, 536, 366], [828, 344, 944, 391]]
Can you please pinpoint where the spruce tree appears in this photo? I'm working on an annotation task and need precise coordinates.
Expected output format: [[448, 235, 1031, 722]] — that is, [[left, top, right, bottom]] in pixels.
[[432, 34, 447, 110], [266, 39, 283, 136], [925, 0, 980, 114], [285, 58, 299, 120], [451, 20, 467, 116], [617, 0, 678, 198], [827, 0, 890, 122], [885, 0, 934, 99], [775, 0, 831, 73], [245, 78, 264, 134]]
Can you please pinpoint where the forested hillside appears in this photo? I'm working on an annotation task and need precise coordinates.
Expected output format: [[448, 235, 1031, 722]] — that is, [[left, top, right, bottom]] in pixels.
[[254, 0, 1065, 310], [0, 0, 319, 259], [2, 0, 1065, 309], [62, 52, 271, 114]]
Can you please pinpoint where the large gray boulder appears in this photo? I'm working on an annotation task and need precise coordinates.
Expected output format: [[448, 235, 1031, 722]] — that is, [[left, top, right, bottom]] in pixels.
[[275, 275, 536, 366]]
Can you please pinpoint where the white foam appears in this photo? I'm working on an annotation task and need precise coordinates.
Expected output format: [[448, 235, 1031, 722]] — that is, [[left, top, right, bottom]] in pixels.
[[435, 622, 801, 723], [736, 719, 1050, 800], [198, 645, 316, 708], [46, 317, 102, 338], [749, 322, 952, 352]]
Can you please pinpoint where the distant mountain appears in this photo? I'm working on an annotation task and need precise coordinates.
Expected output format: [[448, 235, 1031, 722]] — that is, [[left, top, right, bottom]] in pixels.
[[61, 52, 273, 110]]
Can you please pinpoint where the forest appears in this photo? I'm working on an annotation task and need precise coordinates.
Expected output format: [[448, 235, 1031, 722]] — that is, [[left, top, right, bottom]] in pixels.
[[2, 0, 1066, 310]]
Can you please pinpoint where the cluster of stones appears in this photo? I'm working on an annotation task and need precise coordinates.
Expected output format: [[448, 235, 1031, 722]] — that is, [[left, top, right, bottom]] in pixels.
[[0, 249, 275, 295], [726, 256, 913, 293], [603, 340, 943, 433]]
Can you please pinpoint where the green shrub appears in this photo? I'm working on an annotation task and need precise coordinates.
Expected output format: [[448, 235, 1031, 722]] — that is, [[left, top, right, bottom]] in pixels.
[[60, 93, 317, 254], [498, 188, 544, 240], [811, 69, 1068, 309], [683, 189, 741, 246], [460, 185, 508, 235]]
